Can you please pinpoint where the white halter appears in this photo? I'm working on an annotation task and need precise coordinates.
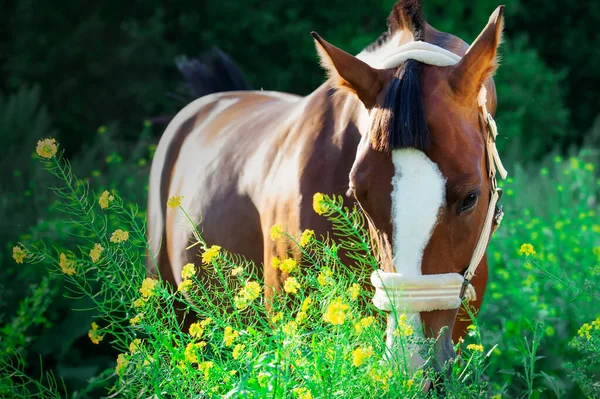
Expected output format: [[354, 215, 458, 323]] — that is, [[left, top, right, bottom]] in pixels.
[[368, 41, 508, 314]]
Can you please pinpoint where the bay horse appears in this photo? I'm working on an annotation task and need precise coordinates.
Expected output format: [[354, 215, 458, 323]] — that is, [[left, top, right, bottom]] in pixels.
[[147, 0, 507, 369]]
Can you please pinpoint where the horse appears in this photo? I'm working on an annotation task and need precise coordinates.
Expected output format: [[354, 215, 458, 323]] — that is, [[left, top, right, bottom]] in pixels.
[[147, 0, 507, 369]]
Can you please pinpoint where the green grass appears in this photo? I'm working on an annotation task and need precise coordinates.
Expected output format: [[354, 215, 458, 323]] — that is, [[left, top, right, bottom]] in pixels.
[[1, 139, 598, 398]]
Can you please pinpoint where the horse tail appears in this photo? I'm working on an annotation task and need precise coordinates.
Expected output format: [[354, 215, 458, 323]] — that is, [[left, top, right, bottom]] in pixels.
[[176, 49, 251, 99]]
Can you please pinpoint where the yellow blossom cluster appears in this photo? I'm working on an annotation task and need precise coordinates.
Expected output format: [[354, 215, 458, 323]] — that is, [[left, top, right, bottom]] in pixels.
[[178, 279, 193, 293], [89, 243, 104, 263], [234, 281, 262, 310], [299, 229, 315, 247], [271, 312, 283, 324], [292, 387, 313, 399], [282, 321, 298, 335], [352, 345, 373, 367], [270, 224, 283, 240], [231, 266, 243, 276], [317, 268, 333, 287], [88, 322, 103, 344], [518, 243, 536, 257], [12, 246, 26, 264], [110, 229, 129, 243], [223, 326, 239, 347], [232, 343, 245, 360], [129, 339, 142, 353], [577, 318, 600, 341], [98, 190, 114, 209], [36, 138, 58, 159], [393, 314, 414, 337], [323, 298, 349, 325], [189, 318, 212, 339], [284, 277, 301, 294], [116, 353, 128, 375], [129, 314, 143, 325], [59, 253, 76, 275], [198, 361, 214, 381], [467, 343, 484, 352], [272, 257, 297, 274], [348, 283, 360, 300], [167, 195, 183, 209], [354, 316, 375, 334], [184, 341, 207, 363], [313, 193, 327, 215], [140, 278, 157, 298], [181, 263, 196, 279], [202, 245, 221, 264]]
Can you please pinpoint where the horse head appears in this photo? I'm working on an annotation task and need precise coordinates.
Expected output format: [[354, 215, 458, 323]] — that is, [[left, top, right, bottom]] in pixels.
[[311, 1, 506, 370]]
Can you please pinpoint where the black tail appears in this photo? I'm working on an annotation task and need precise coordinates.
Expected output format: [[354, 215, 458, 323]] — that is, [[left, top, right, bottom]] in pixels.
[[176, 49, 251, 99]]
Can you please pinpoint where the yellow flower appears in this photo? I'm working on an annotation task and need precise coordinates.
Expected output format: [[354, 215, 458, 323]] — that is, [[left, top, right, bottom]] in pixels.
[[348, 283, 360, 300], [293, 387, 313, 399], [393, 314, 414, 337], [200, 318, 212, 328], [110, 229, 129, 243], [198, 361, 213, 381], [578, 323, 592, 340], [467, 343, 484, 352], [129, 339, 142, 353], [181, 263, 196, 279], [98, 190, 114, 209], [271, 256, 281, 270], [88, 322, 103, 344], [313, 192, 327, 215], [317, 268, 333, 287], [280, 258, 297, 274], [234, 280, 262, 309], [129, 314, 143, 325], [116, 353, 128, 375], [231, 266, 243, 276], [301, 297, 313, 312], [189, 322, 205, 339], [354, 316, 375, 334], [89, 243, 104, 263], [167, 195, 183, 208], [323, 298, 349, 325], [491, 395, 502, 399], [296, 311, 308, 324], [178, 279, 192, 293], [133, 298, 146, 308], [284, 277, 300, 294], [282, 321, 298, 335], [36, 138, 58, 159], [139, 278, 157, 298], [271, 312, 283, 323], [352, 346, 373, 367], [584, 163, 594, 171], [270, 224, 283, 240], [518, 243, 536, 257], [202, 245, 221, 264], [223, 326, 239, 347], [59, 253, 76, 275], [232, 343, 245, 360], [184, 341, 206, 363], [12, 245, 26, 264], [299, 229, 315, 247]]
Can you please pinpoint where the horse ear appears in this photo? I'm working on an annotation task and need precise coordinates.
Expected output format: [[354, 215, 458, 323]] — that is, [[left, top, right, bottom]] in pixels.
[[311, 31, 385, 108], [449, 6, 504, 100]]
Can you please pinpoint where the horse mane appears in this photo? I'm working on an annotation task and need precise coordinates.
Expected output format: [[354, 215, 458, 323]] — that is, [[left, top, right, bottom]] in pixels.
[[370, 59, 430, 153]]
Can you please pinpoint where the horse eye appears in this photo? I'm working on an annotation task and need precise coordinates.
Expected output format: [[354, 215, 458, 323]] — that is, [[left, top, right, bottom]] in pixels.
[[459, 192, 479, 214]]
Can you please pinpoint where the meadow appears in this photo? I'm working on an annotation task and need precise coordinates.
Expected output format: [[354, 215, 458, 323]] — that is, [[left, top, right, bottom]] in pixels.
[[1, 132, 598, 398]]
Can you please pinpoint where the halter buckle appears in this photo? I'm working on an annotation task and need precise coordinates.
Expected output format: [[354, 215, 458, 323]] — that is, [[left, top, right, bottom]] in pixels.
[[459, 278, 472, 300]]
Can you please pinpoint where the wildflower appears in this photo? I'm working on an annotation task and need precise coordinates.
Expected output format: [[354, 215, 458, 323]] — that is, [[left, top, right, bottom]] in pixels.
[[185, 341, 206, 363], [202, 245, 221, 264], [36, 138, 58, 159], [59, 253, 76, 275], [293, 387, 313, 399], [270, 224, 284, 240], [467, 344, 484, 352], [296, 311, 308, 324], [301, 297, 313, 312], [129, 314, 143, 325], [200, 318, 212, 328], [393, 314, 414, 337], [317, 268, 333, 286], [584, 163, 594, 171], [223, 326, 239, 347], [231, 266, 243, 276], [284, 277, 301, 294], [280, 258, 297, 274], [178, 279, 192, 293], [133, 298, 146, 308], [89, 243, 104, 263], [299, 229, 315, 247], [139, 278, 157, 298], [518, 243, 536, 257], [352, 346, 373, 367], [282, 321, 298, 335], [181, 263, 196, 279], [189, 322, 205, 339], [354, 316, 375, 334], [491, 395, 501, 399], [98, 190, 114, 209], [271, 256, 281, 270], [234, 280, 262, 309], [313, 192, 327, 215], [110, 229, 129, 243], [271, 312, 283, 323], [348, 283, 360, 300], [232, 344, 245, 360], [323, 298, 349, 325], [402, 379, 414, 389], [578, 323, 592, 340], [88, 322, 103, 344], [198, 361, 213, 381], [116, 354, 128, 375], [129, 339, 142, 353], [167, 195, 183, 208], [12, 245, 26, 264]]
